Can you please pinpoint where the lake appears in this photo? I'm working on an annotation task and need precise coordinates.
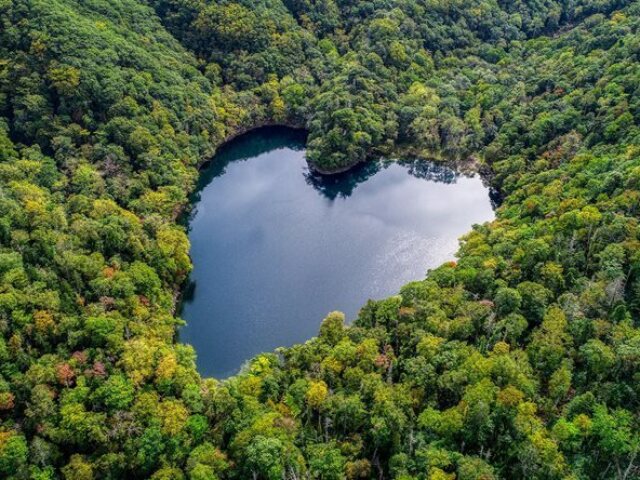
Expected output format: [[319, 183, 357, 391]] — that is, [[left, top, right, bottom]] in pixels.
[[179, 127, 495, 378]]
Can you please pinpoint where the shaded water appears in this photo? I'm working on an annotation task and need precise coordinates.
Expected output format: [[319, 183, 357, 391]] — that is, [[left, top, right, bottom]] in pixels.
[[180, 127, 495, 378]]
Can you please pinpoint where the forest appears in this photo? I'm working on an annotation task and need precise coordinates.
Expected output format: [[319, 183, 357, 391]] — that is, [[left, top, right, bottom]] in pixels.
[[0, 0, 639, 478]]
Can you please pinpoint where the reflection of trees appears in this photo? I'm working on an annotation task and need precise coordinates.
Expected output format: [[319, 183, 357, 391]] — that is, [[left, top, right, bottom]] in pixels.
[[401, 158, 502, 208], [305, 158, 468, 200], [181, 127, 307, 226], [200, 126, 306, 183], [488, 187, 502, 209], [304, 160, 384, 200], [188, 128, 499, 214], [400, 158, 458, 184], [177, 280, 196, 315]]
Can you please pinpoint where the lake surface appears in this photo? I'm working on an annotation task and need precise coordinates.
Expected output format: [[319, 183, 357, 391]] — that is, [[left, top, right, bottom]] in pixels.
[[180, 127, 495, 378]]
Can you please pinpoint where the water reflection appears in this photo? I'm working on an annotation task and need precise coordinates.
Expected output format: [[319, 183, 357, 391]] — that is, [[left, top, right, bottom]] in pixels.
[[304, 160, 383, 200], [188, 127, 474, 213], [180, 127, 495, 378], [185, 127, 308, 225], [400, 158, 458, 184]]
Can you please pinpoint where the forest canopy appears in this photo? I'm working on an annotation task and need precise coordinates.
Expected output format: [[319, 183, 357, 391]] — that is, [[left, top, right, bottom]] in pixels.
[[0, 0, 639, 479]]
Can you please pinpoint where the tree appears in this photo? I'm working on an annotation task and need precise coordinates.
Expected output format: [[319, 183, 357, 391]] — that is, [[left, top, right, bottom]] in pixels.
[[307, 443, 346, 480], [0, 432, 27, 477]]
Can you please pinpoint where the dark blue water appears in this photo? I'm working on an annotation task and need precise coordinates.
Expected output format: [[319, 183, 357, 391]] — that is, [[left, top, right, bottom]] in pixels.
[[180, 127, 495, 378]]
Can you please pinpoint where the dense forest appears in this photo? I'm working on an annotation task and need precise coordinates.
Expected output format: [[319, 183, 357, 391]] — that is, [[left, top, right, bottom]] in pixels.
[[0, 0, 640, 478]]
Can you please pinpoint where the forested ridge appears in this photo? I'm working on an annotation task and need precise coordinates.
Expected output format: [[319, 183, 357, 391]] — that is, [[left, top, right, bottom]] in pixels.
[[1, 0, 640, 478]]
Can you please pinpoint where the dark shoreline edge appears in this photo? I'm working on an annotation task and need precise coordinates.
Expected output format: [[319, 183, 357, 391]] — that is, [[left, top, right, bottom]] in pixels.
[[196, 122, 307, 170]]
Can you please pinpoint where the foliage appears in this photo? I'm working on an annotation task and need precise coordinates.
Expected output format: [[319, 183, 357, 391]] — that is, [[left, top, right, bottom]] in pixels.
[[0, 0, 639, 478]]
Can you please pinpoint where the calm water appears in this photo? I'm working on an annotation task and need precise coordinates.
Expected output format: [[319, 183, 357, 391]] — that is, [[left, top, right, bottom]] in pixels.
[[180, 127, 495, 378]]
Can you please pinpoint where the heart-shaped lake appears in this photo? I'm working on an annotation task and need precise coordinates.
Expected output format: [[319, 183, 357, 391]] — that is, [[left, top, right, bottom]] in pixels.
[[179, 127, 495, 378]]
